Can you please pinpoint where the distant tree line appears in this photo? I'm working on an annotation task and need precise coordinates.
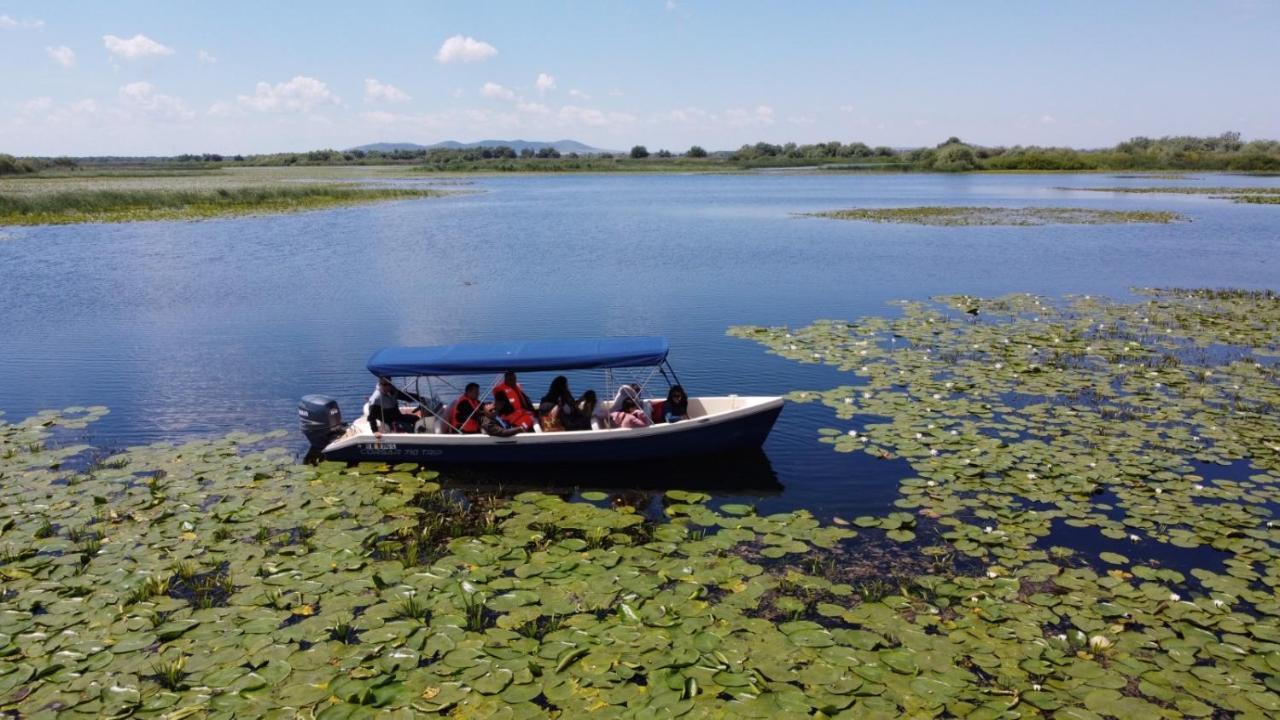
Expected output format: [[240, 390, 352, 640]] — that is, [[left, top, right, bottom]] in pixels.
[[0, 154, 77, 176], [5, 132, 1278, 174]]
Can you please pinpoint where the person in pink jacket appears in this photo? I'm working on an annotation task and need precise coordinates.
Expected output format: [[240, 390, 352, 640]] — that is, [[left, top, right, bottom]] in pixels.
[[610, 397, 652, 429]]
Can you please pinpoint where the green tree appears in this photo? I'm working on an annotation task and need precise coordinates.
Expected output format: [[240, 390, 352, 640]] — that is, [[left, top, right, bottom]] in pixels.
[[932, 143, 979, 172], [687, 145, 707, 158], [630, 145, 649, 159]]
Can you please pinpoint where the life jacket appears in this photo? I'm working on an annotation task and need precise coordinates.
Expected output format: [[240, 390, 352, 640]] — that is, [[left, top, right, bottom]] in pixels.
[[450, 395, 481, 433], [493, 382, 531, 412]]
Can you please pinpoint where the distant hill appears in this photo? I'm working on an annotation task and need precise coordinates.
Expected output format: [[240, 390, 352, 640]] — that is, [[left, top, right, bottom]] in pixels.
[[351, 139, 609, 154]]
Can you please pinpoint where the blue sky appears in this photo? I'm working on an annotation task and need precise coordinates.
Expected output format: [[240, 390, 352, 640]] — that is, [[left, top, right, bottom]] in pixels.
[[2, 1, 1277, 155]]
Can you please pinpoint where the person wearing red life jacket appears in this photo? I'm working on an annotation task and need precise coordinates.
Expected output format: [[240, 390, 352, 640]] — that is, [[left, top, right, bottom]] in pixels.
[[449, 382, 483, 433], [493, 371, 535, 417], [493, 390, 536, 430]]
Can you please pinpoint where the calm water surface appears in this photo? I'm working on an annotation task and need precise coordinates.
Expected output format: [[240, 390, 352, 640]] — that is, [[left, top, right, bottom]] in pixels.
[[2, 173, 1277, 518]]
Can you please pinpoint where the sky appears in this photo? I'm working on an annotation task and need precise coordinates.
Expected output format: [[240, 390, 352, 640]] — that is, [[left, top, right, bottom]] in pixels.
[[2, 1, 1278, 156]]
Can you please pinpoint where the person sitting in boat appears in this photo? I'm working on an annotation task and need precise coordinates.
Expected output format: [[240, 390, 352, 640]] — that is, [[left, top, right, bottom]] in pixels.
[[494, 389, 536, 430], [564, 389, 597, 431], [609, 384, 653, 420], [610, 396, 653, 429], [494, 371, 535, 415], [663, 385, 690, 423], [538, 375, 577, 431], [449, 383, 483, 434], [483, 393, 530, 436], [367, 376, 425, 433]]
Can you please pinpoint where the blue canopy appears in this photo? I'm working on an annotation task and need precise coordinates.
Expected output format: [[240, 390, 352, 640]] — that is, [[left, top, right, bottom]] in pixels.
[[367, 337, 670, 376]]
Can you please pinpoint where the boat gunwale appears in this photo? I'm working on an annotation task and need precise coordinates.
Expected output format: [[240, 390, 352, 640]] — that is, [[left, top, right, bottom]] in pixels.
[[323, 395, 783, 452]]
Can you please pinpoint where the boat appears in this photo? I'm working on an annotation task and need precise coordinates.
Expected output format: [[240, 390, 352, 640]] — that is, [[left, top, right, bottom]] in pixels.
[[299, 337, 784, 464]]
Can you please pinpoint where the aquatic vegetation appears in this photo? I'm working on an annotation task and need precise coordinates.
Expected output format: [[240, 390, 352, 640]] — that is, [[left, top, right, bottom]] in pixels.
[[0, 185, 446, 226], [5, 287, 1280, 717], [802, 206, 1185, 226], [1067, 185, 1280, 205]]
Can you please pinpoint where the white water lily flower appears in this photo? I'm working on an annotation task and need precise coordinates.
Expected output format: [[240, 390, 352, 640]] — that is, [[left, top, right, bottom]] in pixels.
[[1027, 473, 1037, 480], [1055, 633, 1068, 642], [789, 344, 797, 350], [930, 449, 939, 456], [847, 430, 858, 437], [860, 365, 869, 372], [1193, 484, 1204, 490], [986, 570, 998, 578], [983, 526, 994, 534], [1033, 684, 1042, 691], [844, 397, 853, 405], [1169, 593, 1181, 602], [926, 480, 936, 487], [915, 433, 924, 439], [1213, 599, 1226, 608], [1129, 534, 1140, 542], [994, 362, 1004, 370], [932, 393, 942, 400], [1088, 635, 1113, 652], [862, 391, 871, 399], [1154, 488, 1162, 495], [950, 430, 958, 435]]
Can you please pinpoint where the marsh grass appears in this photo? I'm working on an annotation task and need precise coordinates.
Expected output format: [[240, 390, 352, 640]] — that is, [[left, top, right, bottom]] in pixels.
[[804, 205, 1184, 226], [0, 185, 444, 225]]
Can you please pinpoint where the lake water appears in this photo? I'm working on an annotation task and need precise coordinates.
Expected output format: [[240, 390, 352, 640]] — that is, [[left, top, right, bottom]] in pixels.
[[2, 172, 1278, 518]]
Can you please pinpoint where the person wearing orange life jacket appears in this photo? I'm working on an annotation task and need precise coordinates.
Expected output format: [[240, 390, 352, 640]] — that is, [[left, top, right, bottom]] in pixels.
[[493, 371, 536, 429], [493, 390, 536, 430], [449, 383, 483, 434]]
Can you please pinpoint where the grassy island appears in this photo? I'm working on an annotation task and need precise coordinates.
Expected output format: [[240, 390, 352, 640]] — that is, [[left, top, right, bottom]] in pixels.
[[2, 289, 1279, 717], [0, 185, 445, 226], [803, 206, 1185, 226]]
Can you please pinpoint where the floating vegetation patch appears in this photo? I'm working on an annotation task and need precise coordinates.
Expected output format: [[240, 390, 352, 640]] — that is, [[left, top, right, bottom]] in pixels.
[[1066, 185, 1280, 205], [0, 185, 447, 226], [7, 284, 1280, 717], [802, 206, 1185, 226]]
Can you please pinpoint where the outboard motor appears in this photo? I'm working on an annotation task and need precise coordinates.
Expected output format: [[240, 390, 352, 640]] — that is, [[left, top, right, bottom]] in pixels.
[[299, 395, 344, 455]]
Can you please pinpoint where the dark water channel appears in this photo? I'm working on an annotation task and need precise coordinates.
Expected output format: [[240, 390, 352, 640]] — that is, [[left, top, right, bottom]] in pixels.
[[1, 172, 1278, 521]]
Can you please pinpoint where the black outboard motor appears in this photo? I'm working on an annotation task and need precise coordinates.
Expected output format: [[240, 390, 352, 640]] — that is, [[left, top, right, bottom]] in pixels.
[[299, 395, 344, 456]]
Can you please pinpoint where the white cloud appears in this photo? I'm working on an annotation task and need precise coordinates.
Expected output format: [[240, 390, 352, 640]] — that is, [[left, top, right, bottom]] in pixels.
[[666, 0, 677, 10], [435, 35, 497, 63], [103, 33, 175, 60], [787, 115, 813, 126], [568, 89, 590, 100], [46, 45, 75, 68], [118, 81, 195, 121], [237, 76, 340, 113], [1, 14, 44, 29], [535, 73, 556, 93], [364, 78, 410, 103], [516, 101, 549, 115], [198, 49, 217, 64], [19, 97, 53, 114], [481, 82, 516, 101], [1040, 114, 1057, 125], [558, 105, 636, 128], [608, 88, 624, 97], [725, 105, 774, 127], [658, 107, 713, 124]]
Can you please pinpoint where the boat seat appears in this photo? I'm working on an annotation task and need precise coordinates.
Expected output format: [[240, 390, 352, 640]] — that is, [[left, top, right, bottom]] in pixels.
[[432, 417, 449, 435], [650, 400, 665, 424]]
